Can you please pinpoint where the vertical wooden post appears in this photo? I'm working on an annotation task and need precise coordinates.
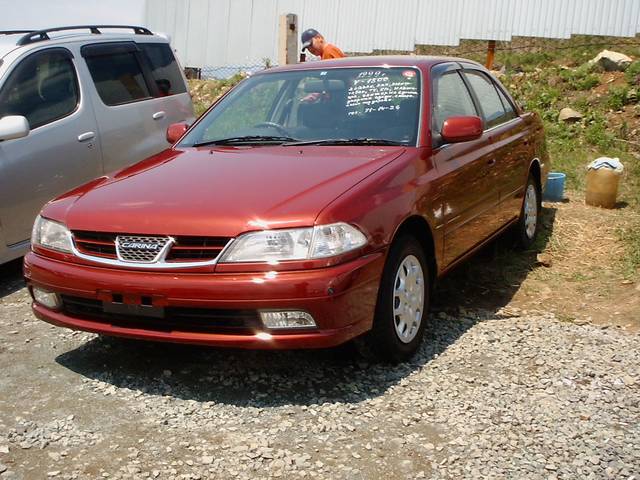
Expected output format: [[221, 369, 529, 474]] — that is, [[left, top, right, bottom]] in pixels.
[[278, 13, 298, 65], [485, 40, 496, 70]]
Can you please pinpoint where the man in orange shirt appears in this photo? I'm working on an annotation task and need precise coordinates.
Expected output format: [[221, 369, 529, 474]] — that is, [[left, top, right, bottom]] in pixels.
[[301, 29, 345, 60]]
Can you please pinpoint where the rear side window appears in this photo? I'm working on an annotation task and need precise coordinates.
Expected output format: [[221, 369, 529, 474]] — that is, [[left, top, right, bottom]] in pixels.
[[139, 43, 187, 96], [0, 49, 79, 129], [84, 49, 151, 106], [496, 86, 517, 121], [433, 71, 477, 133], [463, 71, 511, 128]]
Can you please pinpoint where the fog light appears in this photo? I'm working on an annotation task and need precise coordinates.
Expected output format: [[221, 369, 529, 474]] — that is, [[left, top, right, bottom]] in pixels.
[[32, 287, 61, 309], [259, 310, 316, 329]]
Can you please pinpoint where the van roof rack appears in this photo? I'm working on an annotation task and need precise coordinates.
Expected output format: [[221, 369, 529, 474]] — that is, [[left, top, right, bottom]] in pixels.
[[17, 25, 153, 46], [0, 30, 36, 36]]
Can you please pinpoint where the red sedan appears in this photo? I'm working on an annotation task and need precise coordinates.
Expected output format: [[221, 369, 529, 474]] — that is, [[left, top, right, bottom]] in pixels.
[[24, 56, 549, 362]]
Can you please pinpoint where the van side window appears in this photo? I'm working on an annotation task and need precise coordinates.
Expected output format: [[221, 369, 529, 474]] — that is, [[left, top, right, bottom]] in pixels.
[[0, 49, 79, 129], [463, 71, 510, 128], [433, 71, 477, 133], [139, 43, 187, 97], [85, 51, 151, 106]]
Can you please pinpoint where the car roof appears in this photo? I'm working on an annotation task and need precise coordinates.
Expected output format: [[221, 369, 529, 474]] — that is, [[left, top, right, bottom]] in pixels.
[[259, 55, 484, 75], [0, 28, 168, 60]]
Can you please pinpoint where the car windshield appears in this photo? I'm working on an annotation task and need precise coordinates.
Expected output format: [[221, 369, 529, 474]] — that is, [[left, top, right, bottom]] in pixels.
[[179, 67, 421, 147]]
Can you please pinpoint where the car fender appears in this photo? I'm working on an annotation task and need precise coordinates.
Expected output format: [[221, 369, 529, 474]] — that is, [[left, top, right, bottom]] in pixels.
[[315, 148, 440, 263]]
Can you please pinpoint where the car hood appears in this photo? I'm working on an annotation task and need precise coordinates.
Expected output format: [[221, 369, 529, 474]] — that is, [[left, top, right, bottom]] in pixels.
[[46, 145, 405, 237]]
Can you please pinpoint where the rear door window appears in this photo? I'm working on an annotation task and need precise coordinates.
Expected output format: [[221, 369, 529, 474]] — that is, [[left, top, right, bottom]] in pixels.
[[139, 43, 187, 97], [83, 44, 151, 106], [0, 48, 79, 129], [496, 86, 517, 121]]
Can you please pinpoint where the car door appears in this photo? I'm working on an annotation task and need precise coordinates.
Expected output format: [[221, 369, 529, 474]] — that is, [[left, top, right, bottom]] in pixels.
[[430, 64, 502, 267], [0, 47, 102, 246], [80, 41, 192, 174], [461, 68, 531, 224]]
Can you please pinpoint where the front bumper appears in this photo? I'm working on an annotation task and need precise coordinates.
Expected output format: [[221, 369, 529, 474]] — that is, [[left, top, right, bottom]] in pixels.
[[24, 251, 386, 349]]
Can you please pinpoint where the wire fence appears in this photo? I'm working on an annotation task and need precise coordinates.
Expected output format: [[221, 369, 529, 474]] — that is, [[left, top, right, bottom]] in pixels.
[[186, 64, 271, 80], [413, 36, 640, 61], [444, 40, 640, 59]]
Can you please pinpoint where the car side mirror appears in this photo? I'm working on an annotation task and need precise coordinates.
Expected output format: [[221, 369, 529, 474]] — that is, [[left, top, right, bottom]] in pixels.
[[0, 116, 30, 142], [166, 122, 189, 144], [441, 116, 483, 143]]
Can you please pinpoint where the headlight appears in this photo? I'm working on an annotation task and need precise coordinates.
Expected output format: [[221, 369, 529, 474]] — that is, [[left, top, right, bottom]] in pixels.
[[31, 216, 73, 253], [219, 222, 367, 263]]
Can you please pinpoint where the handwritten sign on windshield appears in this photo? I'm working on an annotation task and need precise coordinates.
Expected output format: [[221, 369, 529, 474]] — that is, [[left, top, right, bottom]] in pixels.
[[346, 70, 418, 115]]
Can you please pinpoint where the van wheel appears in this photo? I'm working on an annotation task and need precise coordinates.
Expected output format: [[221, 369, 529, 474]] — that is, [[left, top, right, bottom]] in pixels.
[[356, 235, 430, 363], [516, 174, 541, 249]]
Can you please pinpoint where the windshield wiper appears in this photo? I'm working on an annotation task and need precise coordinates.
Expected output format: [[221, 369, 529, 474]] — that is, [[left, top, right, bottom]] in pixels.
[[192, 135, 299, 147], [283, 138, 407, 146]]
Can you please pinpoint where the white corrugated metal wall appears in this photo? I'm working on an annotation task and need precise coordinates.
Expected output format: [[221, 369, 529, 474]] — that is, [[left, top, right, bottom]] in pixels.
[[0, 0, 147, 31], [144, 0, 640, 68]]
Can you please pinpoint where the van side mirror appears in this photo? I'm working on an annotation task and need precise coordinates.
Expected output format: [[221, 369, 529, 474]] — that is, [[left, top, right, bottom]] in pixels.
[[166, 122, 189, 144], [0, 116, 30, 142], [441, 116, 483, 143]]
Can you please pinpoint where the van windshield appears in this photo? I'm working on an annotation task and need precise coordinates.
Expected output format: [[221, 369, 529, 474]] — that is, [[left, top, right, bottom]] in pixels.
[[180, 67, 421, 147]]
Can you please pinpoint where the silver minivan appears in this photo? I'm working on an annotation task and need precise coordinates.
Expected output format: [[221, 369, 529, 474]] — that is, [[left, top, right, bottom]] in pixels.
[[0, 25, 195, 264]]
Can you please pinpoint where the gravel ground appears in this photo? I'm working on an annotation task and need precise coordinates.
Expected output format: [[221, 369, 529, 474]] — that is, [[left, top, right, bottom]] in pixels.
[[0, 265, 639, 479]]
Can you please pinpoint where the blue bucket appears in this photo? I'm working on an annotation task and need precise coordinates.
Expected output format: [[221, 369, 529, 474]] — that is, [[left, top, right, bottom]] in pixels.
[[543, 172, 566, 202]]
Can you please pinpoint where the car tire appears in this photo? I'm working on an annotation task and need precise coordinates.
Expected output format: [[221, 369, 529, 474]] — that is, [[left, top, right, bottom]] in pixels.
[[515, 173, 541, 249], [355, 235, 430, 363]]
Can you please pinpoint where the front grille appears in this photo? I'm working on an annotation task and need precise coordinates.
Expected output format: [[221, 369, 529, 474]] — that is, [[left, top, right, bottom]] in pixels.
[[116, 235, 170, 263], [60, 295, 260, 334], [72, 231, 230, 264], [165, 236, 229, 262], [73, 231, 117, 258]]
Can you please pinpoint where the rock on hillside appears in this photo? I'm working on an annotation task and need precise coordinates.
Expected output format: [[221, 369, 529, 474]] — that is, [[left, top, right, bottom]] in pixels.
[[590, 49, 633, 72]]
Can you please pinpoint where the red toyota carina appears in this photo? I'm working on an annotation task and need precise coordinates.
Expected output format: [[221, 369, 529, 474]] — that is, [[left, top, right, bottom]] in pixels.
[[24, 56, 549, 362]]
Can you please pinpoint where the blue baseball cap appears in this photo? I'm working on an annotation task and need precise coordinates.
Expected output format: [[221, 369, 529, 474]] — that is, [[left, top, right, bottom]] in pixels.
[[301, 28, 321, 50]]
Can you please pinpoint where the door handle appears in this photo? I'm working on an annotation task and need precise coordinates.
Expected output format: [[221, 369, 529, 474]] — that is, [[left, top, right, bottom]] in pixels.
[[77, 131, 95, 142], [152, 111, 166, 120]]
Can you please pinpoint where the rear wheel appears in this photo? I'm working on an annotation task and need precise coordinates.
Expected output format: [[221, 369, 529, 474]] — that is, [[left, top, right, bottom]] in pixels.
[[356, 235, 430, 363], [515, 174, 541, 249]]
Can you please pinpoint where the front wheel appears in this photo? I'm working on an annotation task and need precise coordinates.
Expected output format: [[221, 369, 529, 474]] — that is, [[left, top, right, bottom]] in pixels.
[[356, 235, 430, 363], [515, 174, 541, 249]]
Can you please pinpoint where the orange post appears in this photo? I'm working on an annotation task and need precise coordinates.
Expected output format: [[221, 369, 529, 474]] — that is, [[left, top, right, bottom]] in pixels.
[[485, 40, 496, 69]]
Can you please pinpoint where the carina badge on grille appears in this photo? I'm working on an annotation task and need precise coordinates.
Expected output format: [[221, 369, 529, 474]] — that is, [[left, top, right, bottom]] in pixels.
[[115, 235, 174, 263]]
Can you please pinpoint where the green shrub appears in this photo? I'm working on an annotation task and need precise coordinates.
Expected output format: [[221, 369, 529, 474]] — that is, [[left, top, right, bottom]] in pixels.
[[573, 96, 591, 112], [607, 86, 630, 111], [559, 64, 600, 90], [583, 112, 616, 149], [502, 51, 554, 72], [524, 86, 561, 120], [576, 74, 600, 90], [624, 60, 640, 84], [617, 224, 640, 277]]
